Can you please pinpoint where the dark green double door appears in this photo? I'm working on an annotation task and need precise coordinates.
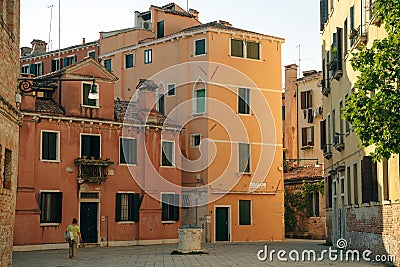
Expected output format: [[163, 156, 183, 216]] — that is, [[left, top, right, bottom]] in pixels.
[[215, 207, 230, 241], [80, 202, 98, 243]]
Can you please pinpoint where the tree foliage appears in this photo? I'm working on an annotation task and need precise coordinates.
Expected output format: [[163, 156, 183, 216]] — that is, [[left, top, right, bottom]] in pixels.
[[343, 0, 400, 161]]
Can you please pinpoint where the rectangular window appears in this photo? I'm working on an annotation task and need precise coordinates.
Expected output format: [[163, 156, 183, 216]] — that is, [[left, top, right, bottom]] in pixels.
[[383, 158, 389, 201], [157, 21, 164, 38], [238, 88, 251, 114], [320, 120, 326, 149], [344, 19, 348, 56], [195, 39, 206, 56], [353, 163, 358, 204], [51, 58, 62, 72], [125, 54, 134, 69], [88, 51, 95, 59], [190, 134, 201, 147], [3, 148, 12, 189], [144, 49, 152, 64], [161, 193, 179, 221], [306, 192, 320, 217], [326, 176, 332, 208], [167, 84, 176, 96], [82, 83, 98, 107], [104, 59, 112, 71], [361, 156, 378, 203], [246, 41, 260, 60], [41, 131, 59, 161], [300, 90, 312, 109], [81, 135, 101, 159], [21, 64, 29, 74], [239, 200, 251, 225], [301, 126, 314, 147], [115, 193, 140, 222], [64, 55, 76, 67], [157, 93, 165, 115], [282, 105, 285, 121], [30, 62, 43, 76], [239, 143, 250, 173], [161, 141, 174, 167], [120, 138, 137, 165], [231, 39, 244, 57], [195, 89, 206, 113], [40, 192, 62, 223], [347, 166, 352, 205]]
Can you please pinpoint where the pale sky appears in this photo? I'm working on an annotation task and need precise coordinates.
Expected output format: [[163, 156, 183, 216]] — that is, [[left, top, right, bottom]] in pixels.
[[20, 0, 321, 82]]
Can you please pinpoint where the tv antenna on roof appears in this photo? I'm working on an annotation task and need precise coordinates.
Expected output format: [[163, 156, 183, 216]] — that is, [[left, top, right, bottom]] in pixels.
[[187, 0, 189, 12], [47, 4, 53, 51]]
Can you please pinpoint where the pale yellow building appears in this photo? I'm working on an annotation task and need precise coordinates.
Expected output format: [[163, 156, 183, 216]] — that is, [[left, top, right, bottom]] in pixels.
[[321, 0, 399, 264], [99, 3, 285, 242]]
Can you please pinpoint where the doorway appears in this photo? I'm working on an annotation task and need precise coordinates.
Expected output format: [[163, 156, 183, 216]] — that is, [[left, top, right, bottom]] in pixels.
[[215, 206, 230, 241], [80, 202, 98, 243]]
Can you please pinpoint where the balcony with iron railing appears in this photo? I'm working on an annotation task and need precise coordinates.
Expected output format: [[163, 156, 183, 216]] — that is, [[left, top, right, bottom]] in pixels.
[[333, 132, 345, 152], [328, 58, 343, 80], [321, 79, 331, 96], [75, 158, 114, 184], [350, 25, 368, 48]]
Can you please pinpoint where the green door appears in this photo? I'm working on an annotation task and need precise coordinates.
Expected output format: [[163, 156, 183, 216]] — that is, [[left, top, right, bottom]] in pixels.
[[215, 207, 229, 241]]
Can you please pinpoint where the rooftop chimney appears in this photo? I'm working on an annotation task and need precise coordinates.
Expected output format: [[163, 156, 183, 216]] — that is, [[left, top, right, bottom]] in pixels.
[[218, 20, 232, 27], [82, 38, 86, 45], [302, 70, 318, 77], [31, 39, 47, 56], [189, 8, 199, 20]]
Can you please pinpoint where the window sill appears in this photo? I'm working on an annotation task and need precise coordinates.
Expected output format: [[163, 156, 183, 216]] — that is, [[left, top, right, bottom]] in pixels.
[[229, 55, 262, 62], [238, 224, 252, 226], [160, 165, 176, 169], [81, 105, 100, 109], [191, 112, 206, 117], [383, 200, 391, 205], [119, 163, 137, 167], [40, 159, 61, 163], [237, 113, 252, 116], [40, 223, 60, 227], [238, 172, 252, 176], [300, 146, 314, 150], [117, 221, 136, 224], [162, 221, 177, 224], [193, 53, 207, 57]]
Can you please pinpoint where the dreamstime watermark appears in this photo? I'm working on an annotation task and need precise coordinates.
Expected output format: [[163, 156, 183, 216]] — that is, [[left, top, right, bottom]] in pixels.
[[257, 239, 396, 263]]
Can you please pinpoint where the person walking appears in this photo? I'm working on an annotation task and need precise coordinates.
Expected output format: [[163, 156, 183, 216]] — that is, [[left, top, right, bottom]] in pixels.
[[66, 218, 82, 259]]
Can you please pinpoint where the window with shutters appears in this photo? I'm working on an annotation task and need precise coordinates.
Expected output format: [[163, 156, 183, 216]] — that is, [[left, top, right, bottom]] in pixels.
[[282, 106, 285, 120], [88, 50, 95, 59], [81, 134, 101, 159], [29, 62, 43, 76], [115, 193, 140, 222], [231, 39, 244, 57], [320, 120, 326, 149], [326, 176, 332, 208], [167, 83, 176, 96], [306, 192, 320, 217], [239, 200, 251, 225], [157, 20, 164, 38], [361, 156, 378, 203], [41, 131, 60, 161], [2, 148, 12, 189], [51, 58, 62, 72], [246, 41, 260, 60], [195, 88, 206, 114], [21, 64, 29, 74], [353, 163, 359, 205], [350, 6, 355, 47], [320, 0, 328, 30], [300, 90, 312, 109], [119, 138, 137, 165], [238, 88, 251, 114], [104, 59, 112, 72], [64, 55, 76, 67], [157, 93, 165, 115], [190, 134, 201, 147], [40, 192, 62, 223], [161, 141, 174, 167], [195, 38, 206, 56], [347, 166, 352, 205], [383, 158, 389, 201], [239, 143, 251, 173], [125, 54, 134, 69], [301, 126, 314, 147], [144, 49, 152, 64], [344, 19, 348, 56], [161, 193, 179, 222], [82, 82, 99, 107]]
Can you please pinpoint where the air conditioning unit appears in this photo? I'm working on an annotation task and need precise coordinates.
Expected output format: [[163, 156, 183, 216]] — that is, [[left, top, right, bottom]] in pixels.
[[143, 21, 151, 30]]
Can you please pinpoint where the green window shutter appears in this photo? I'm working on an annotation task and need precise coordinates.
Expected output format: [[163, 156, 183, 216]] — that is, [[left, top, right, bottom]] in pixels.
[[42, 132, 49, 160], [246, 41, 260, 60], [239, 200, 251, 225], [157, 21, 164, 38], [73, 55, 77, 64], [48, 132, 57, 160], [158, 94, 165, 115], [315, 193, 320, 217], [161, 142, 173, 166], [64, 57, 69, 67], [231, 39, 244, 57], [90, 136, 100, 159], [125, 54, 134, 68], [54, 192, 63, 223], [51, 60, 56, 71], [239, 143, 250, 173], [173, 194, 179, 221], [195, 39, 206, 55], [116, 193, 121, 222], [131, 139, 137, 164], [133, 194, 140, 222], [30, 64, 37, 76], [196, 89, 205, 113], [128, 194, 135, 221], [161, 194, 168, 221]]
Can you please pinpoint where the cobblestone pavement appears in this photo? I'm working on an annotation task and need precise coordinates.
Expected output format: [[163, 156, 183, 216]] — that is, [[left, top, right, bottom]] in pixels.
[[12, 239, 388, 267]]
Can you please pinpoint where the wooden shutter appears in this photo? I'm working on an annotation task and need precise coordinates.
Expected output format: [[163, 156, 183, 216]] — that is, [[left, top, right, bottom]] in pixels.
[[301, 128, 307, 147], [361, 156, 373, 203], [173, 194, 179, 221], [90, 136, 100, 159], [74, 55, 77, 64], [239, 200, 251, 225], [30, 64, 36, 76], [157, 21, 164, 38], [64, 57, 69, 67], [132, 194, 141, 222], [320, 120, 326, 149], [310, 126, 315, 146], [320, 0, 328, 30], [42, 132, 49, 160], [315, 193, 320, 216], [54, 192, 63, 223], [51, 60, 56, 71], [161, 194, 168, 221], [120, 139, 126, 164], [337, 28, 343, 70], [301, 91, 307, 109], [115, 193, 121, 222]]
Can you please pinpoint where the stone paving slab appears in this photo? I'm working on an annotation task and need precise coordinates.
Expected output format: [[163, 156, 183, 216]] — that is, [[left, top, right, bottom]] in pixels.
[[12, 239, 387, 267]]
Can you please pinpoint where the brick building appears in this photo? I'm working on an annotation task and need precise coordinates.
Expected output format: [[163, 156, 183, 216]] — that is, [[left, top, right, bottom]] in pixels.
[[0, 0, 20, 266], [14, 58, 183, 250]]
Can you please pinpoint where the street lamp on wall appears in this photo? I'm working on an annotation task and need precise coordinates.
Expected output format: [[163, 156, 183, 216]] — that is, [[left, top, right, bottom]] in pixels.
[[88, 80, 99, 100]]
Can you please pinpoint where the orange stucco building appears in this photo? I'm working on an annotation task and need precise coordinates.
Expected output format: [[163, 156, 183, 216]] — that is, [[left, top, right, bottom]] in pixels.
[[14, 58, 183, 249]]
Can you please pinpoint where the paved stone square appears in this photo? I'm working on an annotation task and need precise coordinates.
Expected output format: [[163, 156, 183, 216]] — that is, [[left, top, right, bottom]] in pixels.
[[12, 239, 387, 267]]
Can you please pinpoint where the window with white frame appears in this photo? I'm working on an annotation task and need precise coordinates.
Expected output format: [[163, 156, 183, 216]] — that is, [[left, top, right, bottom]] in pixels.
[[190, 134, 201, 147], [64, 55, 76, 67], [41, 131, 59, 161], [157, 93, 165, 115], [231, 39, 244, 57], [120, 138, 137, 165], [125, 53, 134, 69], [161, 193, 179, 221], [115, 193, 140, 222], [104, 59, 112, 72], [238, 88, 250, 114], [301, 126, 314, 147], [88, 50, 95, 59], [144, 49, 152, 64], [167, 83, 176, 96], [82, 83, 98, 107], [246, 41, 260, 60], [21, 64, 29, 74], [40, 191, 62, 223], [81, 134, 101, 159], [239, 200, 251, 225], [231, 39, 260, 60], [29, 62, 43, 76], [161, 141, 174, 167], [51, 58, 62, 72], [239, 143, 250, 173], [195, 38, 206, 56]]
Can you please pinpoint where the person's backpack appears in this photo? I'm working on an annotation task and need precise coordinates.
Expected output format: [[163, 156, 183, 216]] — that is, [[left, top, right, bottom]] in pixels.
[[64, 229, 74, 242]]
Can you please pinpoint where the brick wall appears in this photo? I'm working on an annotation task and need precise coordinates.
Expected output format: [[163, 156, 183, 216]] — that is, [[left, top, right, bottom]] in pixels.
[[0, 1, 20, 266]]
